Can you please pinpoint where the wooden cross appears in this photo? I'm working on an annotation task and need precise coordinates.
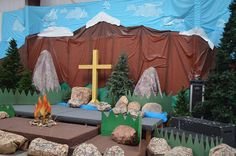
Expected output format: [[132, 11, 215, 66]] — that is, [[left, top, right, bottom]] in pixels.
[[78, 49, 112, 104]]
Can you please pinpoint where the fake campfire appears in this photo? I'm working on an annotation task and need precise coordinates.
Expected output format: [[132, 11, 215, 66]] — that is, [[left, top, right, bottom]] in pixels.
[[30, 95, 56, 127]]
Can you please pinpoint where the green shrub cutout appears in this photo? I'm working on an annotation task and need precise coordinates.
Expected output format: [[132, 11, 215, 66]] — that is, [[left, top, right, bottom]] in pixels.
[[0, 104, 15, 117], [173, 88, 190, 117], [155, 129, 222, 156]]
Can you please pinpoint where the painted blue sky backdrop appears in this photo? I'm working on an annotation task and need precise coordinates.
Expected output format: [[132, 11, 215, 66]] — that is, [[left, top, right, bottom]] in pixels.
[[0, 0, 232, 58]]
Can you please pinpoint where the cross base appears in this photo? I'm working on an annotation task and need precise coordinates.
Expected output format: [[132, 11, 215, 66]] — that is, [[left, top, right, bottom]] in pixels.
[[90, 99, 100, 105]]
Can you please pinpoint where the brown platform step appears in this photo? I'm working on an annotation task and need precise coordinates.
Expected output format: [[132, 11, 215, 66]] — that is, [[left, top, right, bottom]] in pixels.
[[71, 135, 147, 156], [0, 117, 99, 147]]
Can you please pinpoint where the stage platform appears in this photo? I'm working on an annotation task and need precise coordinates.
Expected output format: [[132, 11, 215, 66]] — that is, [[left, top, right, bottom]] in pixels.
[[0, 117, 98, 147], [13, 105, 163, 132], [73, 135, 147, 156]]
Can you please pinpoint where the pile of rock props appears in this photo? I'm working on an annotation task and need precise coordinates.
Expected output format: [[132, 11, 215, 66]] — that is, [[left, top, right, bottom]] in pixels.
[[30, 95, 56, 127], [112, 96, 143, 118], [147, 137, 193, 156]]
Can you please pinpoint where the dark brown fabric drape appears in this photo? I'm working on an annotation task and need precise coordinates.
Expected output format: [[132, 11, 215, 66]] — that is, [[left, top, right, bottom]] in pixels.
[[20, 22, 215, 94]]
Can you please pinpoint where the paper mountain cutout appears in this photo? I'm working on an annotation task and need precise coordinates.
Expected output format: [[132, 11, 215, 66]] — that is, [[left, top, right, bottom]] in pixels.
[[86, 11, 120, 28], [38, 26, 73, 37], [179, 27, 214, 50]]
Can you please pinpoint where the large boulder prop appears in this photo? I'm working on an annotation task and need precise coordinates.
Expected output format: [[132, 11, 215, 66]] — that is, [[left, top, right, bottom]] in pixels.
[[72, 143, 102, 156], [0, 130, 28, 154], [112, 96, 129, 114], [111, 125, 137, 145], [142, 103, 162, 113], [68, 87, 92, 107], [0, 111, 9, 119], [147, 137, 171, 156], [134, 67, 162, 98], [165, 146, 193, 156], [104, 146, 125, 156], [209, 144, 236, 156], [33, 50, 60, 93], [28, 138, 69, 156]]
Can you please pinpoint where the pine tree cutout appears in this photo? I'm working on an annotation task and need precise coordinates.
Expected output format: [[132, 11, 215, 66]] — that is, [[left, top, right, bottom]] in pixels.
[[17, 69, 36, 94], [106, 53, 133, 106], [174, 88, 190, 117], [0, 39, 23, 90], [193, 0, 236, 123]]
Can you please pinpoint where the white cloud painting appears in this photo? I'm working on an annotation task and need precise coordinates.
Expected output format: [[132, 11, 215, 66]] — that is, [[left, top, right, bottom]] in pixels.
[[13, 19, 25, 32], [103, 0, 111, 10], [42, 9, 58, 27], [127, 3, 163, 17], [65, 7, 88, 20]]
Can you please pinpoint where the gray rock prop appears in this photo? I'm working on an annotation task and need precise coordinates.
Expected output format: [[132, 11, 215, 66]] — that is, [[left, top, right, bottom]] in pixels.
[[209, 143, 236, 156], [97, 102, 111, 111], [72, 143, 102, 156], [0, 111, 9, 119], [164, 146, 193, 156], [28, 138, 69, 156], [147, 137, 171, 156], [104, 146, 125, 156], [134, 67, 162, 98], [142, 103, 162, 113], [112, 96, 129, 114], [32, 50, 60, 94], [0, 130, 28, 154], [68, 87, 92, 107], [128, 102, 141, 111], [111, 125, 137, 145]]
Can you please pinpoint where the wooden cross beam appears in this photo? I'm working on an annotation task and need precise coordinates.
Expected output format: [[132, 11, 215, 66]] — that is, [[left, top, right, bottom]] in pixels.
[[78, 49, 112, 104]]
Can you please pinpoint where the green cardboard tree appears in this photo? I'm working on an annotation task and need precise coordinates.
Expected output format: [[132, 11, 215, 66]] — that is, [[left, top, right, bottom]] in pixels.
[[173, 88, 190, 117], [0, 39, 23, 90], [193, 0, 236, 123], [17, 69, 36, 94], [0, 39, 36, 93], [106, 53, 133, 106]]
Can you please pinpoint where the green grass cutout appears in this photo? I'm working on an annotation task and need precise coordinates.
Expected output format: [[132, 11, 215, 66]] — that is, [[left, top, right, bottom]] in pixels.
[[0, 89, 64, 105], [155, 129, 222, 156]]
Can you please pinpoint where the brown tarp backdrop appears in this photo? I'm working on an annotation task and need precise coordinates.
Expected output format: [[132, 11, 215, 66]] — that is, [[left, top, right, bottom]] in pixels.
[[20, 22, 215, 94]]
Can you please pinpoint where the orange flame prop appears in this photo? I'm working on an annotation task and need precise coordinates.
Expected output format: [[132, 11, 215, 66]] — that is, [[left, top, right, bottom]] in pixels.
[[34, 95, 51, 119]]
